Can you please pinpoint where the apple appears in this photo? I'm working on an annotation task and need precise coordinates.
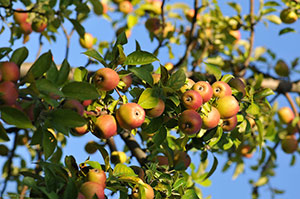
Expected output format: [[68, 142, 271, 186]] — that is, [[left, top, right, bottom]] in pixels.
[[180, 78, 195, 93], [228, 77, 246, 97], [32, 17, 47, 32], [82, 99, 93, 107], [278, 107, 294, 124], [0, 62, 20, 82], [229, 30, 241, 41], [286, 124, 298, 135], [215, 96, 239, 119], [63, 99, 84, 116], [280, 8, 298, 24], [274, 60, 289, 77], [185, 9, 200, 22], [94, 68, 120, 91], [119, 1, 133, 14], [181, 90, 203, 110], [73, 124, 89, 135], [79, 33, 94, 49], [80, 181, 105, 199], [120, 74, 132, 92], [145, 18, 161, 33], [116, 103, 145, 130], [202, 107, 220, 129], [84, 141, 98, 154], [156, 155, 169, 166], [281, 135, 298, 154], [178, 109, 202, 135], [240, 145, 253, 158], [192, 81, 213, 103], [101, 2, 108, 14], [212, 81, 232, 98], [20, 22, 32, 35], [221, 115, 237, 131], [0, 81, 19, 105], [174, 151, 191, 169], [165, 62, 173, 71], [13, 9, 28, 24], [87, 169, 106, 188], [152, 73, 161, 84], [111, 151, 127, 164], [94, 115, 117, 139], [146, 99, 165, 118], [132, 183, 154, 199]]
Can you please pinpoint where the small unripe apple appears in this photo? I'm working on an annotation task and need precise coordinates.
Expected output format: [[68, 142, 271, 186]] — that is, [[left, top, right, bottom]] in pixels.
[[278, 107, 294, 124], [87, 169, 106, 188], [274, 60, 289, 77], [181, 90, 203, 110], [111, 151, 127, 164], [280, 8, 298, 24], [0, 81, 19, 105], [63, 99, 84, 116], [85, 141, 98, 154], [94, 115, 117, 139], [192, 81, 213, 103], [240, 145, 253, 158], [145, 18, 161, 33], [174, 151, 191, 169], [281, 135, 298, 154], [31, 17, 47, 32], [221, 115, 237, 131], [80, 181, 105, 199], [116, 103, 145, 130], [120, 74, 132, 92], [202, 107, 220, 129], [20, 22, 32, 35], [13, 9, 28, 24], [146, 99, 165, 118], [0, 62, 20, 82], [212, 81, 232, 98], [79, 33, 94, 49], [94, 68, 120, 91], [73, 124, 89, 136], [152, 73, 161, 84], [216, 96, 239, 119], [119, 1, 133, 14], [228, 78, 246, 97], [132, 183, 154, 199], [178, 109, 202, 135], [180, 78, 195, 93]]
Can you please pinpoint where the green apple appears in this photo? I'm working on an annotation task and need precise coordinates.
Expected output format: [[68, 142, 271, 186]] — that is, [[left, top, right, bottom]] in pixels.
[[111, 151, 127, 164], [116, 103, 145, 130], [278, 107, 294, 124], [274, 60, 289, 77], [79, 33, 95, 49], [215, 96, 239, 119], [280, 8, 298, 24]]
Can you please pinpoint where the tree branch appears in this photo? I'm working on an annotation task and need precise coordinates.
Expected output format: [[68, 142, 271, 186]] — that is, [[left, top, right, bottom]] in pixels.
[[284, 93, 300, 132]]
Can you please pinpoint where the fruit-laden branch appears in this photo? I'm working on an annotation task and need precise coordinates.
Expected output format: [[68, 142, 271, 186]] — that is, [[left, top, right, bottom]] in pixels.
[[284, 93, 300, 132]]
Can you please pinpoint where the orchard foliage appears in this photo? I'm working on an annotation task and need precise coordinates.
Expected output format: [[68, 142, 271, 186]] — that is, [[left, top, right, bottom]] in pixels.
[[0, 0, 299, 199]]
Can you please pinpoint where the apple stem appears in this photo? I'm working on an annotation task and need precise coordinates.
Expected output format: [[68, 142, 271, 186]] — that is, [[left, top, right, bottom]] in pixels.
[[115, 88, 123, 100]]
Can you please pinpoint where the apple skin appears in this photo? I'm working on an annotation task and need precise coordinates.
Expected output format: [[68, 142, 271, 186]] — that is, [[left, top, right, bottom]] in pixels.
[[0, 81, 19, 105], [146, 99, 165, 118], [228, 78, 246, 97], [79, 33, 94, 49], [119, 1, 133, 14], [32, 18, 47, 32], [278, 107, 294, 124], [116, 103, 146, 130], [63, 99, 84, 116], [216, 96, 239, 119], [221, 115, 237, 131], [181, 90, 203, 110], [192, 81, 213, 103], [87, 169, 106, 188], [212, 81, 232, 98], [202, 107, 220, 129], [275, 60, 289, 77], [94, 68, 120, 91], [73, 124, 89, 136], [111, 151, 127, 164], [82, 99, 92, 107], [145, 18, 161, 33], [280, 8, 298, 24], [85, 141, 98, 154], [180, 78, 195, 93], [94, 115, 117, 139], [120, 74, 132, 92], [20, 22, 32, 35], [13, 10, 28, 24], [0, 62, 20, 82], [281, 135, 298, 154], [229, 30, 241, 41], [178, 109, 202, 135], [132, 184, 154, 199], [80, 181, 105, 199], [174, 151, 191, 169], [240, 145, 253, 158]]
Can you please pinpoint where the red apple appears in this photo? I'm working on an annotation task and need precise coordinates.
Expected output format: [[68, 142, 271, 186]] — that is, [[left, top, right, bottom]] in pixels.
[[202, 107, 220, 129], [278, 107, 294, 124], [116, 103, 145, 130], [0, 62, 20, 82], [13, 9, 28, 24], [94, 115, 117, 139], [0, 81, 19, 105], [79, 33, 94, 49], [174, 151, 191, 169], [20, 22, 32, 35], [73, 124, 89, 135], [192, 81, 213, 103], [212, 81, 232, 98], [215, 96, 239, 119], [240, 145, 253, 158], [63, 99, 84, 116], [82, 99, 93, 107], [87, 169, 106, 188], [94, 68, 120, 91], [178, 109, 202, 135], [181, 90, 203, 110], [146, 99, 165, 118], [180, 78, 195, 93], [119, 1, 133, 14], [221, 115, 237, 131], [32, 18, 47, 32], [132, 183, 154, 199], [80, 181, 105, 199], [281, 135, 298, 154]]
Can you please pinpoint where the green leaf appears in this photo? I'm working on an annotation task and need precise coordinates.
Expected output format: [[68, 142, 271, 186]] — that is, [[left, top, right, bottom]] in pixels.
[[63, 179, 77, 199], [181, 189, 200, 199], [142, 116, 163, 134], [255, 120, 264, 149], [73, 67, 89, 82], [86, 160, 102, 170], [153, 127, 167, 147], [264, 1, 280, 7], [0, 47, 12, 60], [0, 106, 33, 129], [227, 2, 241, 14], [279, 27, 296, 35], [166, 69, 186, 90], [137, 88, 159, 109], [89, 0, 104, 15], [232, 162, 244, 180], [49, 109, 87, 128], [64, 155, 79, 176], [62, 81, 99, 100], [254, 176, 268, 187], [254, 88, 274, 99], [113, 163, 136, 177], [202, 156, 218, 181], [83, 49, 108, 67], [220, 74, 234, 83], [0, 122, 9, 142], [26, 51, 53, 79], [246, 103, 260, 115], [10, 47, 28, 66], [129, 66, 153, 86], [205, 62, 222, 80], [56, 59, 71, 86], [95, 145, 110, 171], [124, 51, 159, 65], [127, 15, 138, 29], [264, 15, 281, 24], [69, 18, 85, 38], [173, 178, 187, 191], [36, 79, 64, 96], [43, 129, 57, 160]]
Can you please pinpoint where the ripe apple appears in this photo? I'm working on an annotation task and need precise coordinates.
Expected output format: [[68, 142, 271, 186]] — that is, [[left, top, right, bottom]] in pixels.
[[101, 2, 108, 14], [73, 124, 89, 136], [145, 18, 161, 33], [20, 22, 32, 35], [280, 8, 298, 24], [120, 74, 132, 92], [80, 181, 105, 199], [212, 81, 232, 98], [178, 109, 202, 135], [79, 33, 94, 49], [82, 99, 93, 107], [146, 99, 165, 118], [174, 151, 191, 169], [116, 103, 145, 130], [228, 77, 246, 97], [281, 135, 298, 154], [132, 183, 154, 199], [152, 73, 161, 84], [13, 9, 28, 24], [240, 145, 253, 158], [0, 81, 19, 105], [87, 169, 106, 188], [84, 141, 98, 154], [202, 107, 220, 129], [274, 60, 289, 77], [278, 107, 294, 124], [221, 115, 237, 131], [229, 30, 241, 41], [111, 151, 127, 164], [119, 1, 133, 14], [215, 96, 239, 119], [32, 17, 47, 32], [94, 115, 117, 139], [94, 68, 120, 91], [63, 99, 84, 116], [180, 78, 195, 93], [0, 62, 20, 82], [181, 90, 203, 110], [192, 81, 213, 103]]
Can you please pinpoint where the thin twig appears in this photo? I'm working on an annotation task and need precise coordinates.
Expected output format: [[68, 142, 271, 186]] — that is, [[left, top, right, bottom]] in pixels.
[[35, 34, 43, 61]]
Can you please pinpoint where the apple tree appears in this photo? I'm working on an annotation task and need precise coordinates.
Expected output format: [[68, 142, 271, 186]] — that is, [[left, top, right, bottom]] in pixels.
[[0, 0, 299, 198]]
